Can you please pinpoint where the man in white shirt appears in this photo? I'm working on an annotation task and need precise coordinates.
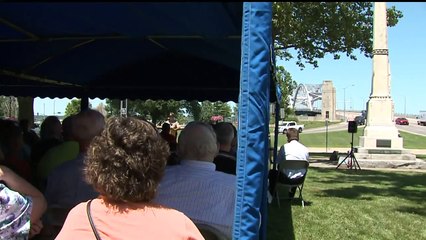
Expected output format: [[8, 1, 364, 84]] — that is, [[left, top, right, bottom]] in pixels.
[[276, 128, 309, 198], [154, 121, 236, 238]]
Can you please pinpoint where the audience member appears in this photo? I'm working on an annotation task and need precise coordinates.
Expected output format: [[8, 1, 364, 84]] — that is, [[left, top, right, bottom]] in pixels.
[[56, 117, 203, 239], [213, 122, 237, 175], [37, 115, 79, 183], [0, 119, 32, 182], [44, 109, 104, 210], [230, 123, 238, 155], [154, 121, 236, 238], [160, 122, 177, 151], [30, 116, 62, 181], [19, 119, 40, 148], [275, 128, 309, 198], [0, 163, 47, 239]]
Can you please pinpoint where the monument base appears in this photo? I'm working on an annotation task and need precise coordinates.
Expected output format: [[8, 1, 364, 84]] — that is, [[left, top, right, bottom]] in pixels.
[[359, 126, 403, 149], [352, 158, 426, 169], [355, 148, 417, 161], [352, 147, 420, 169]]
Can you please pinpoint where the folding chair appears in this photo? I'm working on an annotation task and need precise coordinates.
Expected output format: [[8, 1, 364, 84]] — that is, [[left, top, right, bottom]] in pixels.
[[276, 160, 309, 208], [195, 223, 230, 240]]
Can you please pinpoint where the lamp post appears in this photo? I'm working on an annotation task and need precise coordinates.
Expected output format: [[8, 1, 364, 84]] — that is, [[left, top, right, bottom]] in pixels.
[[343, 84, 355, 121]]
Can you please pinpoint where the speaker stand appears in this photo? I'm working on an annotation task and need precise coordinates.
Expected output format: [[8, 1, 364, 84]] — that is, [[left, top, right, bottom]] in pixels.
[[336, 132, 361, 170]]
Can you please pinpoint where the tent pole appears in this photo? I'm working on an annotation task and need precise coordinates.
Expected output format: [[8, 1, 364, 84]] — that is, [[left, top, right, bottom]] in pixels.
[[81, 97, 89, 111]]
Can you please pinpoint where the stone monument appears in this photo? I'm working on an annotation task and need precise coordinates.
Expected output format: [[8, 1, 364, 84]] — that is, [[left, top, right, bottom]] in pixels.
[[357, 2, 416, 161]]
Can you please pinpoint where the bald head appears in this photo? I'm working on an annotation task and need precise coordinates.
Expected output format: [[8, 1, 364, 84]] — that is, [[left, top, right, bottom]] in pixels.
[[177, 121, 219, 162]]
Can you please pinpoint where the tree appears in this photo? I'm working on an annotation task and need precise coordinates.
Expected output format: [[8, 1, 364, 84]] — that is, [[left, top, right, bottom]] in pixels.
[[199, 101, 232, 122], [64, 99, 81, 117], [105, 99, 183, 124], [0, 96, 18, 118], [272, 2, 403, 117], [133, 99, 183, 124], [276, 66, 298, 118], [273, 2, 403, 69], [184, 100, 202, 121]]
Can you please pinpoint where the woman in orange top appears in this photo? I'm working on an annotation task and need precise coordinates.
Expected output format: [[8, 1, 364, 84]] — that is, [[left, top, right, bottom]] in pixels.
[[56, 117, 204, 240]]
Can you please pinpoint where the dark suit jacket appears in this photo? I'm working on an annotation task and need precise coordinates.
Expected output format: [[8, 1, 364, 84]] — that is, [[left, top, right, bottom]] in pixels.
[[214, 151, 236, 175]]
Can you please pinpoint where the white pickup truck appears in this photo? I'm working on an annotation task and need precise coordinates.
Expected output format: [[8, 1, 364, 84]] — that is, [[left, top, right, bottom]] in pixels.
[[278, 121, 304, 134], [417, 110, 426, 126]]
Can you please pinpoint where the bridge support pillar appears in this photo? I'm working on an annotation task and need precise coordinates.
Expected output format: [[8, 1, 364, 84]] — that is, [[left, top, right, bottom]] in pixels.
[[321, 80, 336, 121]]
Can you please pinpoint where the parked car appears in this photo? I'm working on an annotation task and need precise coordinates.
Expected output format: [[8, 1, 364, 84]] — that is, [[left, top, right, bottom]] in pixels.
[[278, 121, 304, 134], [395, 117, 409, 125], [354, 116, 365, 125]]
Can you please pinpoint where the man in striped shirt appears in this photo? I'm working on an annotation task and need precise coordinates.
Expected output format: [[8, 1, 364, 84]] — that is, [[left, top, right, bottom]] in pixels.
[[154, 121, 236, 238]]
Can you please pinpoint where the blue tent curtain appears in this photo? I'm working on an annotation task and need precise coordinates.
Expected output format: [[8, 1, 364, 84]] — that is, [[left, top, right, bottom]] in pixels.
[[234, 2, 272, 239]]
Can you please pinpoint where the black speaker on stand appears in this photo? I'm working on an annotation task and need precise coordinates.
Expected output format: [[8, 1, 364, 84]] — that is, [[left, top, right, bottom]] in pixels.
[[336, 121, 361, 170]]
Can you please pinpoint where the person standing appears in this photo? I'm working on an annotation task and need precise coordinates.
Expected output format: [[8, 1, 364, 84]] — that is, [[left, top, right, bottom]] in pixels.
[[166, 113, 180, 142]]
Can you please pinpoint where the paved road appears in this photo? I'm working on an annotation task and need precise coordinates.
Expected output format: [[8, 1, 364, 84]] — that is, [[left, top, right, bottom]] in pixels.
[[303, 122, 348, 134], [397, 118, 426, 136], [302, 118, 426, 137]]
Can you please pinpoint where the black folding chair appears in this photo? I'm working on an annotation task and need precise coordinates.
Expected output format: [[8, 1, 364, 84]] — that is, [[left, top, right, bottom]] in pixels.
[[195, 223, 230, 240], [270, 160, 309, 208]]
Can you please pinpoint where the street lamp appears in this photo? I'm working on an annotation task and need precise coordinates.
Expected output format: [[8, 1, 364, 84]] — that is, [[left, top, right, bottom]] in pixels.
[[343, 84, 355, 121]]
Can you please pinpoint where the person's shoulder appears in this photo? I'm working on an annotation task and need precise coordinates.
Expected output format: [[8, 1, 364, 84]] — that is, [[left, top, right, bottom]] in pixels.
[[66, 200, 90, 219], [210, 170, 236, 185], [48, 155, 82, 178]]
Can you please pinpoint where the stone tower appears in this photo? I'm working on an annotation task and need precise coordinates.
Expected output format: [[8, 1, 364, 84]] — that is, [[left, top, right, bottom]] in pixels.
[[321, 80, 336, 121]]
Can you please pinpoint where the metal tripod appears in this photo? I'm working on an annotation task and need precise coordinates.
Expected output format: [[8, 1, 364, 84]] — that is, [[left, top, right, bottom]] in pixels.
[[336, 132, 361, 170]]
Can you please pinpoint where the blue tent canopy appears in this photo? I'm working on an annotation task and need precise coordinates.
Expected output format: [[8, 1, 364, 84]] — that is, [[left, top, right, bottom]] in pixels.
[[0, 2, 274, 239], [0, 2, 276, 102]]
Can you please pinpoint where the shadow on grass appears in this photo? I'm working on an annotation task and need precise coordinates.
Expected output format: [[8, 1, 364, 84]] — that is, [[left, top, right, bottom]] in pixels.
[[396, 206, 426, 217], [267, 199, 296, 240], [310, 168, 426, 204], [266, 186, 313, 240]]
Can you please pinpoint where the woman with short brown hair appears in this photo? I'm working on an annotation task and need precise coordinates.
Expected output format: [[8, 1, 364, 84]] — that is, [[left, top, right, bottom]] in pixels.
[[57, 117, 203, 240]]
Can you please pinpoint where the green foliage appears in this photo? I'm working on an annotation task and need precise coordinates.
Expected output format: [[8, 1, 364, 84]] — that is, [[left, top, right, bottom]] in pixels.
[[273, 2, 403, 69], [184, 100, 202, 121], [272, 3, 403, 121], [105, 99, 120, 117], [199, 101, 232, 122], [105, 99, 183, 124], [275, 66, 297, 118], [64, 99, 81, 117], [133, 99, 183, 124], [0, 96, 18, 118]]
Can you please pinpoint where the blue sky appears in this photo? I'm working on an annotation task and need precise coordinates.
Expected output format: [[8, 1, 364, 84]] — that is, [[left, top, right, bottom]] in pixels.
[[34, 2, 425, 116], [278, 2, 426, 115]]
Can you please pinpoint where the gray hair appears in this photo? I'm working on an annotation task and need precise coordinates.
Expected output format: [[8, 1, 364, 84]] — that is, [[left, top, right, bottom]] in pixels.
[[73, 109, 105, 142]]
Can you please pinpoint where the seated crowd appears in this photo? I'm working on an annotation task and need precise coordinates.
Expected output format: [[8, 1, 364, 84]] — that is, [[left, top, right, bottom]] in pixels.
[[0, 111, 239, 239]]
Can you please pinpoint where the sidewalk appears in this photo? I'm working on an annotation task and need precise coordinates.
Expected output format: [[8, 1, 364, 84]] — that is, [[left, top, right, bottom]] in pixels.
[[309, 147, 426, 155]]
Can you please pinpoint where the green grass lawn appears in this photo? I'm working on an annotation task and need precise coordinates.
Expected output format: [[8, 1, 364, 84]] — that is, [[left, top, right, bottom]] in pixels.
[[271, 127, 426, 149], [267, 167, 426, 240]]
